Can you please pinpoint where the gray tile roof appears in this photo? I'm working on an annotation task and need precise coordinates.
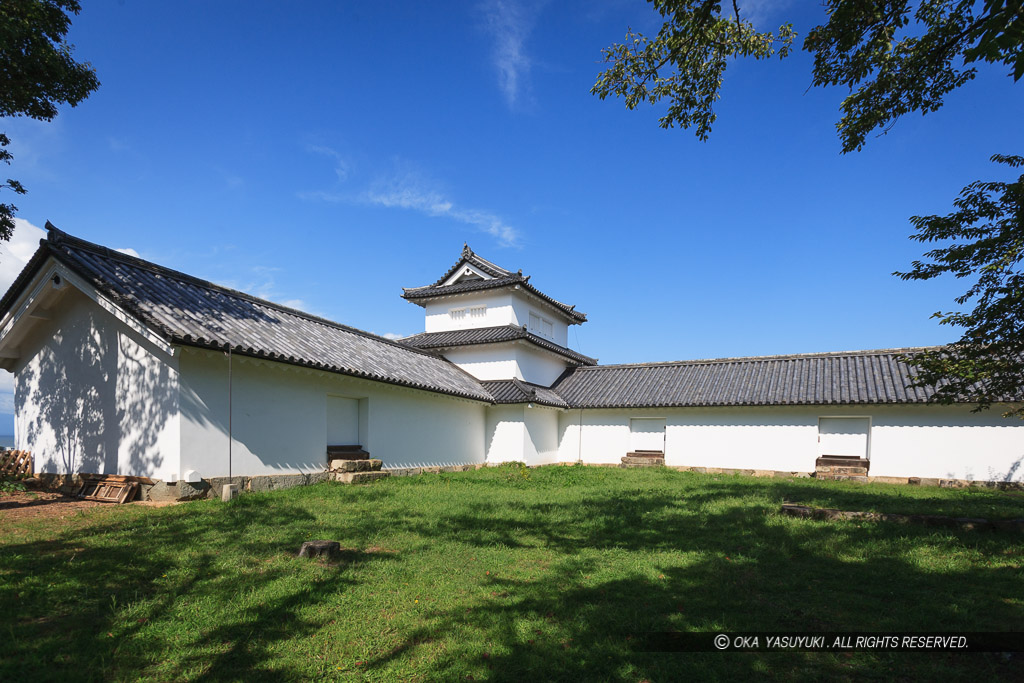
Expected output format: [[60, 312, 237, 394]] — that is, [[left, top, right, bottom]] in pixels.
[[401, 324, 597, 365], [481, 379, 569, 408], [1, 227, 989, 412], [551, 349, 948, 408], [429, 244, 514, 286], [7, 226, 494, 402], [403, 246, 587, 323]]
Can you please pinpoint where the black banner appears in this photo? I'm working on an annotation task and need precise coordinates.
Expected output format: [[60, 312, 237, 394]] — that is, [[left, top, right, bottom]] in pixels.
[[635, 632, 1024, 653]]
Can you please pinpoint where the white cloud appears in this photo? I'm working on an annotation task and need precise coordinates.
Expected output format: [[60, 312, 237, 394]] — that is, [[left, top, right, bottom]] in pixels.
[[115, 247, 141, 258], [0, 220, 45, 425], [0, 218, 47, 296], [364, 172, 521, 247], [0, 371, 12, 414], [379, 332, 406, 340], [299, 148, 523, 247], [481, 0, 535, 107], [307, 144, 351, 183], [736, 0, 793, 28]]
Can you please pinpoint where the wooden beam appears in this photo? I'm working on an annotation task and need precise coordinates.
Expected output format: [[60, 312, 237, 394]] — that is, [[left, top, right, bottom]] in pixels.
[[28, 310, 51, 320]]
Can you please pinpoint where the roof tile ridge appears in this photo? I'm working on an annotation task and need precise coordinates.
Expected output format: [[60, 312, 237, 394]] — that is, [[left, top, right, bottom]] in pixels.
[[579, 347, 945, 370], [467, 252, 513, 276], [520, 328, 597, 364]]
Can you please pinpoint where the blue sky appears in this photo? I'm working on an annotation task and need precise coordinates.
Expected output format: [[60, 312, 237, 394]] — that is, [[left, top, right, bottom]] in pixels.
[[1, 1, 1022, 434]]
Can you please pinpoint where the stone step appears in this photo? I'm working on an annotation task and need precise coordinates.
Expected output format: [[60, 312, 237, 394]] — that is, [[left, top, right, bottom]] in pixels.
[[814, 474, 869, 484], [336, 471, 391, 485], [329, 458, 383, 473], [816, 456, 870, 471], [620, 455, 665, 467], [816, 465, 868, 475], [327, 445, 370, 460]]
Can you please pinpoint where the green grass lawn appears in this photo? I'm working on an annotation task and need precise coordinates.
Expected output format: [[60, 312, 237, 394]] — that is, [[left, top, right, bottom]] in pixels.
[[2, 466, 1022, 681]]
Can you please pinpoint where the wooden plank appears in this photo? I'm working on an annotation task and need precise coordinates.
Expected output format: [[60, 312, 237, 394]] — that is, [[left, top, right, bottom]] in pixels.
[[78, 472, 155, 485], [116, 483, 137, 504], [77, 478, 138, 504]]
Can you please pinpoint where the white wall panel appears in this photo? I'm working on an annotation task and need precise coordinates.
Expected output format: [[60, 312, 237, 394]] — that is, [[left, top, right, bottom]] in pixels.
[[14, 288, 180, 480], [424, 292, 513, 332], [179, 350, 487, 477]]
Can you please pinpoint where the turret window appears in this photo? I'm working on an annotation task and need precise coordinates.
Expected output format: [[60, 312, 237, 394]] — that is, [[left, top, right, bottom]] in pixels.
[[451, 305, 486, 322], [529, 312, 553, 339]]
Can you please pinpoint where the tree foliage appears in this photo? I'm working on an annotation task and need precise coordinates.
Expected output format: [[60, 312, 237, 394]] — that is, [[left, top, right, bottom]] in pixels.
[[591, 0, 795, 140], [595, 1, 1024, 414], [0, 0, 98, 242], [895, 155, 1024, 415], [593, 0, 1024, 152]]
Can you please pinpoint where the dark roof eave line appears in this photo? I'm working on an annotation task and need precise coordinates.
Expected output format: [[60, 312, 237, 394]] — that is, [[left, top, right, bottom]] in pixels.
[[172, 337, 493, 404], [402, 278, 587, 322]]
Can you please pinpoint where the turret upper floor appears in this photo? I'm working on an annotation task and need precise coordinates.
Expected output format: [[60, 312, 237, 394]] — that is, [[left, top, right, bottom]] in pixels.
[[402, 244, 586, 348]]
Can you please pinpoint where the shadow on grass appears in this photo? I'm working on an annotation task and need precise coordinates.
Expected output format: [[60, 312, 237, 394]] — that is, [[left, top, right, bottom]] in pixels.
[[367, 471, 1023, 679], [0, 491, 398, 681], [1, 471, 1021, 680]]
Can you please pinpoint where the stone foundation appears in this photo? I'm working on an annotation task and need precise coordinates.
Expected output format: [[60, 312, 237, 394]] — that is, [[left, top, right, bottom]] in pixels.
[[29, 460, 1024, 502]]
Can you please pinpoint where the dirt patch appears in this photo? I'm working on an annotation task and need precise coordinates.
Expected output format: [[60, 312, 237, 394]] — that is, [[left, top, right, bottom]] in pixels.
[[0, 489, 177, 525]]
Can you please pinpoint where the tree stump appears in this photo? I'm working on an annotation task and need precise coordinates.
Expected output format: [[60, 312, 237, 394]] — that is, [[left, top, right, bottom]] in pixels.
[[298, 540, 340, 559]]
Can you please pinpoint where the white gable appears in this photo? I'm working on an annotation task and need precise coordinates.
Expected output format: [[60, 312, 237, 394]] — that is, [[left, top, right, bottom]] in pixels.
[[442, 262, 494, 286]]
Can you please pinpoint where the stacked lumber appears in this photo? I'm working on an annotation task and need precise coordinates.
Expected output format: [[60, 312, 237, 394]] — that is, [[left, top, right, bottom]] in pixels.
[[0, 449, 32, 477]]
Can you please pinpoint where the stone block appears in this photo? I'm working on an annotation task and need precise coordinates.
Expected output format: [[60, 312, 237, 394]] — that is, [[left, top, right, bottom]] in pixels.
[[248, 476, 276, 492], [331, 460, 366, 473], [298, 540, 340, 559], [221, 483, 240, 502], [816, 474, 869, 483], [145, 479, 205, 502], [868, 476, 908, 485], [336, 471, 391, 484], [389, 467, 421, 477], [307, 471, 333, 485], [621, 456, 664, 466], [206, 477, 249, 499]]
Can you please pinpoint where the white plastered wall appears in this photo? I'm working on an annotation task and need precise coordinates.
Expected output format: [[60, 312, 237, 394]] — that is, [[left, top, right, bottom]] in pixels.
[[559, 404, 1024, 481], [178, 349, 488, 477], [13, 287, 180, 479], [516, 345, 571, 387], [424, 292, 514, 332], [486, 403, 561, 465], [509, 294, 569, 346], [524, 406, 560, 465], [443, 345, 521, 381], [442, 343, 571, 386], [485, 403, 525, 464]]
